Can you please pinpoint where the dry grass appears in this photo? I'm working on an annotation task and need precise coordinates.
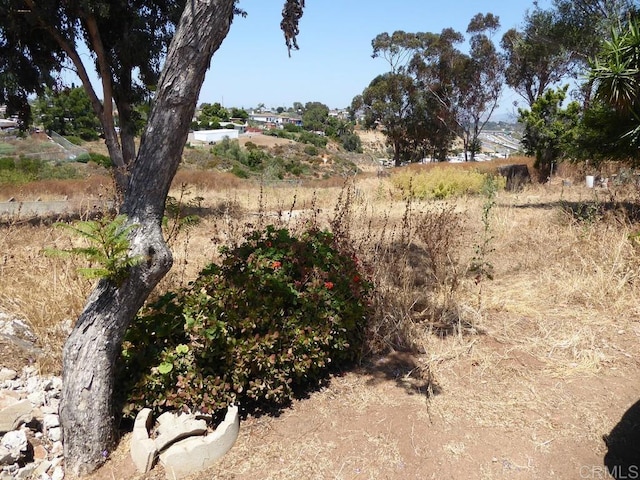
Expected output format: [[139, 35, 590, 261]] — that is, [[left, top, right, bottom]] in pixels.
[[3, 161, 640, 479]]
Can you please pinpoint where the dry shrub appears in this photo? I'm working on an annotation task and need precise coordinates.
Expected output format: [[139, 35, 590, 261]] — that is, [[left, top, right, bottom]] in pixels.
[[1, 172, 114, 200], [321, 181, 474, 354], [172, 169, 245, 191]]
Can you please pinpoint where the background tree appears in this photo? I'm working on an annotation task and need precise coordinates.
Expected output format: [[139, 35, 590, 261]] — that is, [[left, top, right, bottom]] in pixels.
[[552, 0, 639, 104], [453, 13, 504, 160], [0, 1, 64, 129], [34, 86, 101, 140], [302, 101, 329, 131], [500, 8, 572, 108], [1, 0, 307, 475], [519, 86, 580, 179], [574, 17, 640, 164], [196, 101, 230, 129], [0, 0, 186, 193], [351, 72, 419, 166]]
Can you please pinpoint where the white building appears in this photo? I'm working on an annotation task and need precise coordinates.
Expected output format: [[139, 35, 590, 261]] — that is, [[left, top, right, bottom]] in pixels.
[[192, 129, 239, 143]]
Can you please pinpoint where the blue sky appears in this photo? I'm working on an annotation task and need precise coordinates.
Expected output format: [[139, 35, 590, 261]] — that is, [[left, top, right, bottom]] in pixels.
[[199, 0, 552, 118]]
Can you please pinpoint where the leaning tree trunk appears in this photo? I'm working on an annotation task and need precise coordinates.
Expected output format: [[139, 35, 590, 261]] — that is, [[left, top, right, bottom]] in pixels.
[[59, 0, 236, 475]]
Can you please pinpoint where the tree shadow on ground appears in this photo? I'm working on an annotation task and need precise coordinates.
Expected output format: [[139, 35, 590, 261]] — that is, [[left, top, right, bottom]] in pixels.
[[604, 399, 640, 479], [510, 199, 640, 223], [358, 351, 442, 398]]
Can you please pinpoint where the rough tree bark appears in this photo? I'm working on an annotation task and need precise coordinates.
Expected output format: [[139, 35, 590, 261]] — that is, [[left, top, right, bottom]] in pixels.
[[59, 0, 237, 475]]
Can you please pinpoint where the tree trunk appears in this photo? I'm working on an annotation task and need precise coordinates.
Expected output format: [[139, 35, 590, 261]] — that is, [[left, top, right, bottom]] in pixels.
[[59, 0, 237, 476]]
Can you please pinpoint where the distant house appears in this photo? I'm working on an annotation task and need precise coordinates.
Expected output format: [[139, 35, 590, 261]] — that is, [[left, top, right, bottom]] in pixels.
[[192, 129, 239, 143], [249, 111, 302, 129], [329, 109, 349, 120], [0, 118, 18, 130], [218, 122, 247, 133]]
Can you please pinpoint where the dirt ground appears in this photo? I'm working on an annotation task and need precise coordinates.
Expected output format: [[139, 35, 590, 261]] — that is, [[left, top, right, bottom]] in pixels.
[[83, 341, 640, 480]]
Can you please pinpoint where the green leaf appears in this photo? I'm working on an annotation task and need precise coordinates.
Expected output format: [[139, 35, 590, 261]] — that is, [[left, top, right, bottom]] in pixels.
[[158, 362, 174, 374]]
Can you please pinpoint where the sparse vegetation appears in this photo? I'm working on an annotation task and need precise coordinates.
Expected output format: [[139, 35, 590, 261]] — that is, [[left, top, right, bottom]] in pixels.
[[390, 166, 505, 199]]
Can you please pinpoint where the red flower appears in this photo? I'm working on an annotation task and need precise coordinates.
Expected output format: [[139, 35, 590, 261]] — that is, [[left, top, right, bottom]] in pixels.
[[324, 281, 334, 290], [272, 261, 282, 269], [353, 274, 360, 283]]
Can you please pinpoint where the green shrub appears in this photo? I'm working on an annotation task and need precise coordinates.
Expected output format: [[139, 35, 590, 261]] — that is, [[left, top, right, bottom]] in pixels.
[[298, 131, 327, 148], [303, 145, 319, 156], [118, 226, 371, 417], [0, 144, 15, 156], [64, 135, 84, 146], [230, 164, 249, 178], [243, 148, 269, 169], [0, 157, 15, 170], [391, 167, 504, 199], [341, 133, 363, 153], [86, 152, 112, 168], [283, 123, 302, 133]]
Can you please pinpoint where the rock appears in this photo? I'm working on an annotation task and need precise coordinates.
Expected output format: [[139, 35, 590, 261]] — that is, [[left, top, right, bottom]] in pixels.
[[153, 412, 207, 452], [33, 444, 48, 461], [43, 414, 59, 430], [27, 390, 45, 406], [0, 399, 32, 433], [1, 429, 28, 464], [0, 392, 20, 410], [47, 427, 61, 442], [0, 445, 16, 465], [50, 441, 63, 458], [159, 405, 239, 480], [0, 370, 17, 383], [33, 459, 52, 477], [14, 462, 37, 479], [51, 465, 64, 480], [497, 164, 531, 191]]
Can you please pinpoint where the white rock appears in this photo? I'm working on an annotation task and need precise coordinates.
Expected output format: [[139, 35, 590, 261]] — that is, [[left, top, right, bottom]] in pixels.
[[51, 465, 64, 480], [43, 414, 60, 430], [25, 377, 41, 394], [47, 427, 61, 442], [33, 459, 52, 477], [0, 430, 28, 466], [40, 379, 54, 391], [14, 462, 37, 479], [0, 369, 17, 383], [0, 445, 17, 465], [50, 441, 63, 458], [1, 429, 28, 453], [27, 391, 46, 407]]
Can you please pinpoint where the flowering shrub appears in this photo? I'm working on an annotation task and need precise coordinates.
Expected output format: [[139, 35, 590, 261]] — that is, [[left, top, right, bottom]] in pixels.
[[118, 225, 371, 417]]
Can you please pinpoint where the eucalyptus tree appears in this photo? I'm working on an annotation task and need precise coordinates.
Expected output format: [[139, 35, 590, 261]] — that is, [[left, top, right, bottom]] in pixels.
[[453, 13, 504, 161], [0, 2, 64, 129], [1, 0, 306, 475], [302, 101, 330, 132], [351, 72, 418, 165], [500, 8, 572, 107]]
